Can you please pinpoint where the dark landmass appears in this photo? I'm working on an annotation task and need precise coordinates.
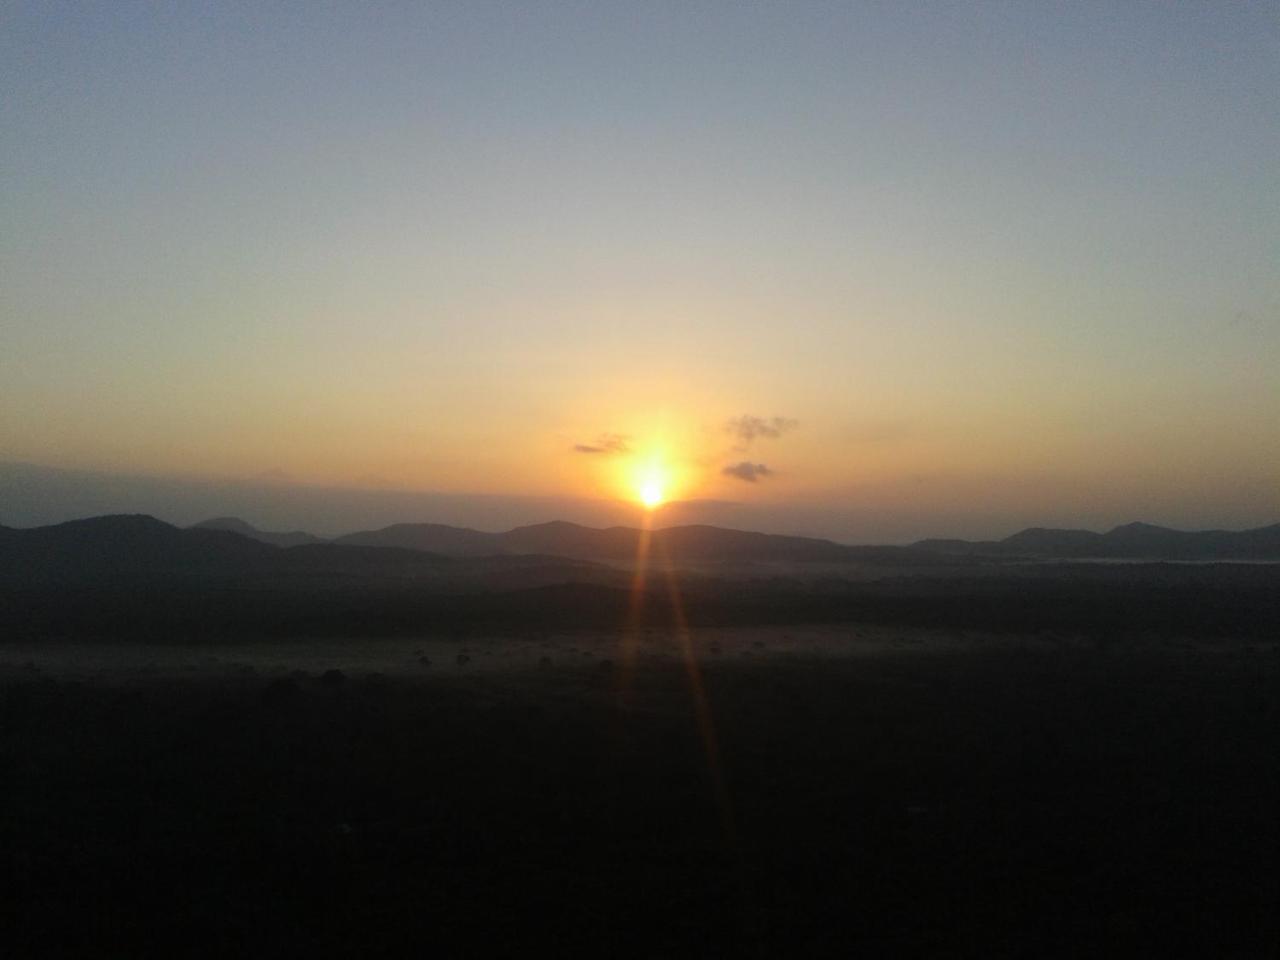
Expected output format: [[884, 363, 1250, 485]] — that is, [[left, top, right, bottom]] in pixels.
[[4, 638, 1277, 957], [196, 514, 1280, 561], [3, 512, 1278, 956], [192, 516, 325, 548], [333, 520, 504, 556], [265, 516, 938, 564], [5, 566, 1280, 642], [917, 519, 1280, 560], [2, 515, 1279, 641], [0, 514, 627, 581]]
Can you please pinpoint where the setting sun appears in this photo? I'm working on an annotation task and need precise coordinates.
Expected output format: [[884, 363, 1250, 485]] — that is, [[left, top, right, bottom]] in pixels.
[[634, 462, 669, 509], [639, 480, 664, 509]]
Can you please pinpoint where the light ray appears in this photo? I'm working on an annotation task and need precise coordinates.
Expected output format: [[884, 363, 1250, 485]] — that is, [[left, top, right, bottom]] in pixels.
[[613, 504, 739, 853], [617, 509, 654, 695], [655, 536, 739, 853]]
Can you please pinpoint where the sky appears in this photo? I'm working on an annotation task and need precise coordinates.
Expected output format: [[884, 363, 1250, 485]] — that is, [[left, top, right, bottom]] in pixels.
[[2, 2, 1278, 541]]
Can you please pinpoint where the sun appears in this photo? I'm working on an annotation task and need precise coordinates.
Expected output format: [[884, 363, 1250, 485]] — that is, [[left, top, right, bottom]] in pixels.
[[639, 479, 664, 509], [634, 462, 668, 509]]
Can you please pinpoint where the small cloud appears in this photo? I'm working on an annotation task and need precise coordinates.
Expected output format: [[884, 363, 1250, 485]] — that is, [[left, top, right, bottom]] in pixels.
[[573, 433, 630, 455], [726, 415, 797, 449], [722, 461, 773, 483]]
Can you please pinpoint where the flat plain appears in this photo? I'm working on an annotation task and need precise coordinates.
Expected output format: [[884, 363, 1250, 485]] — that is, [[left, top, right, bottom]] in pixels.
[[4, 625, 1276, 957]]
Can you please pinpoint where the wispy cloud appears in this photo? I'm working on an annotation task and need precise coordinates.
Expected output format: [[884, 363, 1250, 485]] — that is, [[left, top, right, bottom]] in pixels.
[[726, 415, 797, 450], [722, 461, 773, 483], [572, 433, 630, 455]]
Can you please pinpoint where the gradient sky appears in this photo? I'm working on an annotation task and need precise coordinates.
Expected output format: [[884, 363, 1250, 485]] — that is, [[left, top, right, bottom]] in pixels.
[[3, 2, 1278, 540]]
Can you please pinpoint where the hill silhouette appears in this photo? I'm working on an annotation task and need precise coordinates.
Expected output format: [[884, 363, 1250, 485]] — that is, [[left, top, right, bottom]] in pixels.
[[0, 514, 275, 576], [330, 519, 943, 565], [191, 516, 324, 548], [202, 516, 921, 563], [0, 515, 621, 592], [8, 514, 1279, 586], [333, 522, 503, 556], [916, 520, 1280, 560], [3, 514, 1279, 640], [209, 514, 1280, 563]]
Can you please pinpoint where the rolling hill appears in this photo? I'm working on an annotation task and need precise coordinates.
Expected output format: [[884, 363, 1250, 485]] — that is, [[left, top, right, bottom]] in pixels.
[[332, 519, 912, 564], [191, 516, 324, 548], [1, 514, 276, 576], [332, 522, 503, 556], [916, 521, 1280, 560], [0, 515, 618, 592], [35, 514, 1280, 576]]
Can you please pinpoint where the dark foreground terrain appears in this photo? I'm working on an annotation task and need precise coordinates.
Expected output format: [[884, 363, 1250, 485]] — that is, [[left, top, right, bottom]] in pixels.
[[3, 632, 1277, 957]]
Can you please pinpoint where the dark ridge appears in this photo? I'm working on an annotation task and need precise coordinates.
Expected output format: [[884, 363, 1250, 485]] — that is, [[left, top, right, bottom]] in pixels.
[[497, 521, 885, 563], [0, 515, 624, 592], [191, 516, 325, 548], [1002, 527, 1103, 554], [0, 514, 276, 576], [276, 542, 451, 568], [11, 514, 1280, 573], [325, 519, 871, 563], [914, 520, 1280, 560], [333, 522, 504, 556], [1, 510, 1278, 642]]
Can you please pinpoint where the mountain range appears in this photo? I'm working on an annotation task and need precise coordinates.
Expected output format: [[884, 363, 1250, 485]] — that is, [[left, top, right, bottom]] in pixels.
[[916, 520, 1280, 561], [191, 516, 324, 548], [0, 515, 619, 592], [4, 514, 1279, 642], [200, 515, 1280, 562], [196, 516, 939, 564], [3, 516, 1279, 585]]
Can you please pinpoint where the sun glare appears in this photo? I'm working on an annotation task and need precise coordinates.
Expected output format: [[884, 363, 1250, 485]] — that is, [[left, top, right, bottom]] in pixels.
[[634, 462, 668, 509], [639, 479, 664, 509]]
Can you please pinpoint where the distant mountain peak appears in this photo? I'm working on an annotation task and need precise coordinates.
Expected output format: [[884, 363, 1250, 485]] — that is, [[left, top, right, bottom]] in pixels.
[[1107, 521, 1171, 534], [920, 520, 1280, 560], [512, 519, 589, 532], [333, 521, 502, 557], [62, 513, 173, 531], [193, 516, 257, 534], [191, 516, 323, 548]]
